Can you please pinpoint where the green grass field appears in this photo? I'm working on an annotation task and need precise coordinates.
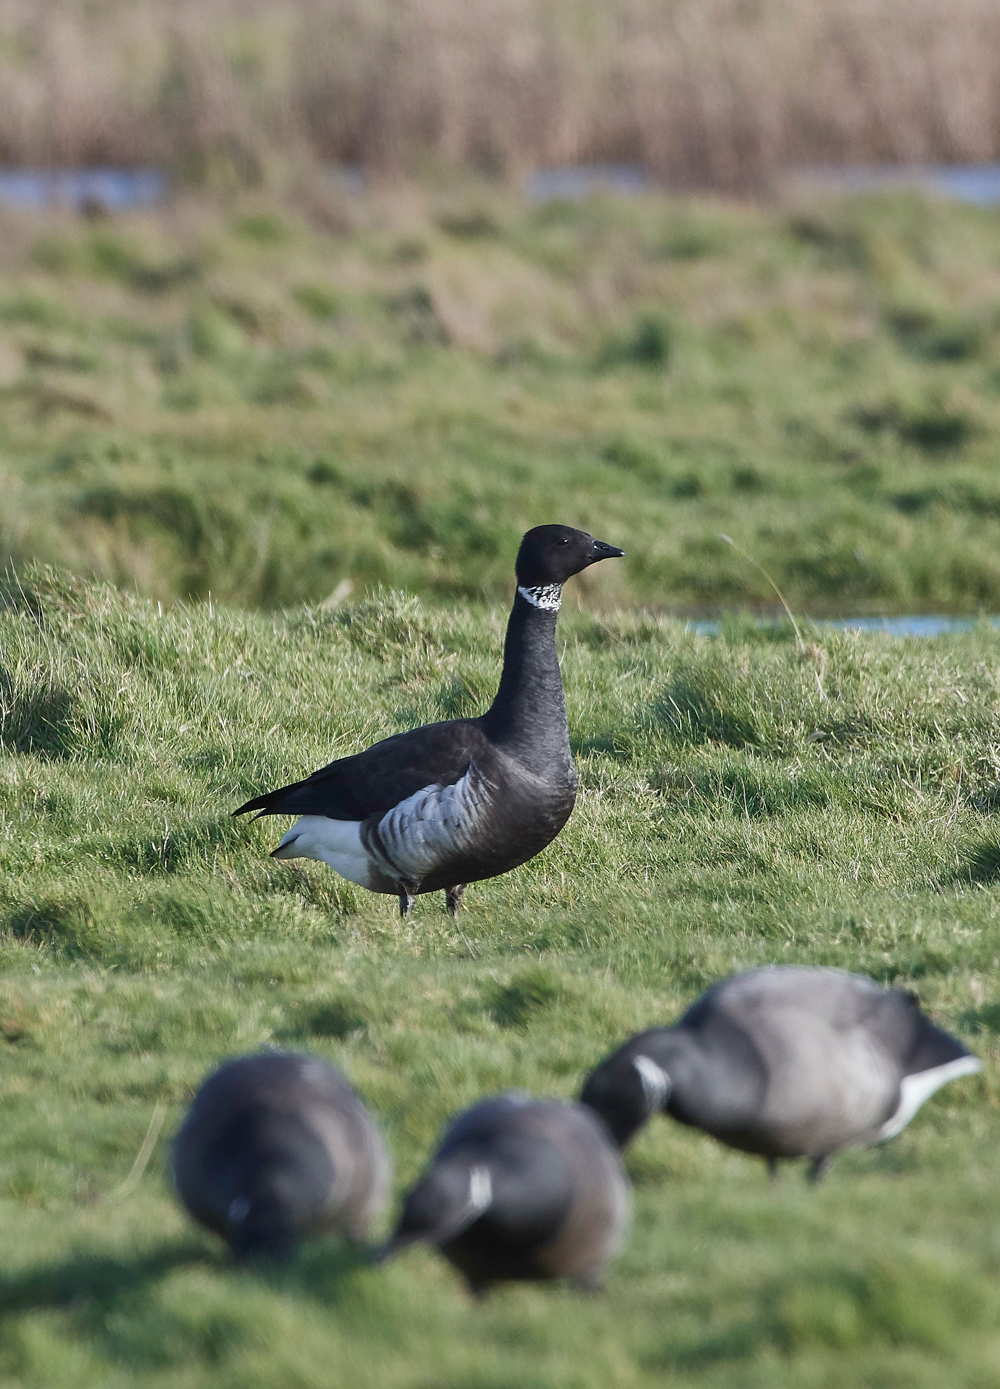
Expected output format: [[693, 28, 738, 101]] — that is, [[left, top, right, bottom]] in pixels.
[[2, 565, 1000, 1386], [5, 184, 1000, 614]]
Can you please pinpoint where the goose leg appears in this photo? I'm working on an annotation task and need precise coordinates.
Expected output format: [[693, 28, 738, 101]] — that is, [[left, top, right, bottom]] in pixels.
[[445, 884, 467, 917], [398, 887, 415, 920], [572, 1266, 606, 1294], [766, 1158, 779, 1183], [807, 1154, 830, 1184]]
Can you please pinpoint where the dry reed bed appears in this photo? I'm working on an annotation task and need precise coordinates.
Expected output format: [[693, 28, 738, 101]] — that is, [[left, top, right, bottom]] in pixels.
[[0, 0, 999, 187]]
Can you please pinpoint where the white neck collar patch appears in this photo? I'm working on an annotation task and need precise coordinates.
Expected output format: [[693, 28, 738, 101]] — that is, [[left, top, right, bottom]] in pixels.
[[468, 1165, 493, 1214], [633, 1054, 671, 1110], [517, 583, 562, 611]]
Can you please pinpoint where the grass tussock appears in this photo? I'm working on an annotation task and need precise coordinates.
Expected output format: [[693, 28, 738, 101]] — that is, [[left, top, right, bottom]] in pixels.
[[3, 1, 1000, 188]]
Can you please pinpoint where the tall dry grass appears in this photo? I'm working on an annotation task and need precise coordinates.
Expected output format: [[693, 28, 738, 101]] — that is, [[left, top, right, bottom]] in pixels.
[[0, 0, 999, 187]]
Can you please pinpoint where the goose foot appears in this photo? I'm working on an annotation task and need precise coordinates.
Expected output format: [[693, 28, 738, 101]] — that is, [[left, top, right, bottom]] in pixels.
[[807, 1154, 830, 1184], [445, 884, 467, 917]]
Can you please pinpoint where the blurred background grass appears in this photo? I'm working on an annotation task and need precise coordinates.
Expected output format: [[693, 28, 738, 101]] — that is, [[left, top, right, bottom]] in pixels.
[[4, 184, 1000, 612], [3, 2, 1000, 615]]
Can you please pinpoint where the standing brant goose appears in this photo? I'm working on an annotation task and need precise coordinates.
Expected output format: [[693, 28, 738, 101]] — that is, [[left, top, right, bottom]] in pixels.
[[580, 966, 980, 1181], [172, 1051, 391, 1260], [234, 525, 624, 917], [373, 1092, 630, 1294]]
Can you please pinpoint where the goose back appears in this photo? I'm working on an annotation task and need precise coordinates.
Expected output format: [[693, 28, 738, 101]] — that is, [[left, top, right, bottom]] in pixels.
[[380, 1093, 629, 1292], [691, 967, 978, 1157], [172, 1052, 390, 1258], [581, 966, 980, 1171]]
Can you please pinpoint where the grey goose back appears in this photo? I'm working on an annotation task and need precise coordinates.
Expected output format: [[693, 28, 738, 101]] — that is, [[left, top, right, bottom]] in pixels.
[[580, 966, 980, 1181], [374, 1093, 630, 1295], [234, 525, 624, 917], [172, 1051, 391, 1260]]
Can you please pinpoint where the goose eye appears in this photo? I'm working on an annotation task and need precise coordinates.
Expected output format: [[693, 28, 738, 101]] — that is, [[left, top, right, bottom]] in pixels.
[[556, 537, 569, 545]]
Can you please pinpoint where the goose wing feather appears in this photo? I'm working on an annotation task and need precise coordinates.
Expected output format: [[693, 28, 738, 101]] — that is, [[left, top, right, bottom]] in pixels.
[[705, 967, 971, 1073], [234, 719, 492, 820], [693, 968, 924, 1151]]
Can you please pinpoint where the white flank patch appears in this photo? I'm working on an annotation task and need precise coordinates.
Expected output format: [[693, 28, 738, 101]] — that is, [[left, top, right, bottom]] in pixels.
[[371, 764, 492, 883], [877, 1055, 982, 1142], [272, 815, 377, 889], [517, 583, 562, 611], [633, 1054, 671, 1110]]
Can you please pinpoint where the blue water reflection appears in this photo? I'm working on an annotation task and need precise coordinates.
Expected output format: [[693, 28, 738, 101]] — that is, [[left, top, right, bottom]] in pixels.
[[0, 168, 166, 212], [526, 162, 1000, 207], [525, 165, 650, 201], [793, 164, 1000, 207], [0, 162, 998, 213]]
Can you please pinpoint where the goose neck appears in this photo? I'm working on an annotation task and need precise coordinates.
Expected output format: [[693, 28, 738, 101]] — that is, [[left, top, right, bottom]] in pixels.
[[482, 589, 569, 771]]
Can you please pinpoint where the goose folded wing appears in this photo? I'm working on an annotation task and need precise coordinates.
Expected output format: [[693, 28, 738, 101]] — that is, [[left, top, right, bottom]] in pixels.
[[862, 987, 975, 1073], [233, 720, 492, 821]]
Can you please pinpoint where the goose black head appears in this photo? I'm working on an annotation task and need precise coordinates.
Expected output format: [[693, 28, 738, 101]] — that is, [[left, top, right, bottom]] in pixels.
[[515, 525, 625, 588], [580, 1032, 674, 1149]]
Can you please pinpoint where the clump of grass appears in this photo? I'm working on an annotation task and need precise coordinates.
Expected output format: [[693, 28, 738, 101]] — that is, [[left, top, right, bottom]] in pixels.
[[600, 314, 673, 369], [853, 395, 981, 453], [483, 965, 562, 1028]]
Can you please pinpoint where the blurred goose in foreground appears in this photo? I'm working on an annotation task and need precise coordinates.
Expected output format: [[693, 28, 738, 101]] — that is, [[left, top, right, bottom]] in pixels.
[[374, 1093, 630, 1294], [580, 966, 980, 1181], [172, 1052, 390, 1260], [233, 525, 624, 919]]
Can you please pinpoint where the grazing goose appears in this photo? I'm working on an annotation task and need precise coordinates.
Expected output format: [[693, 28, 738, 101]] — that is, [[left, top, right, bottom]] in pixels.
[[580, 966, 980, 1181], [234, 524, 624, 917], [374, 1093, 630, 1294], [172, 1051, 390, 1260]]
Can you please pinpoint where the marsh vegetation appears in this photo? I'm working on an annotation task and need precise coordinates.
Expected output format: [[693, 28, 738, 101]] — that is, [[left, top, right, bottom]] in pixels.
[[4, 0, 1000, 188]]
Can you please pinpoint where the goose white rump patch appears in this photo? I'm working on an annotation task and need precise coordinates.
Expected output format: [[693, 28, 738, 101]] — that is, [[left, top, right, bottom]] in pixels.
[[272, 815, 376, 889], [877, 1055, 981, 1142]]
